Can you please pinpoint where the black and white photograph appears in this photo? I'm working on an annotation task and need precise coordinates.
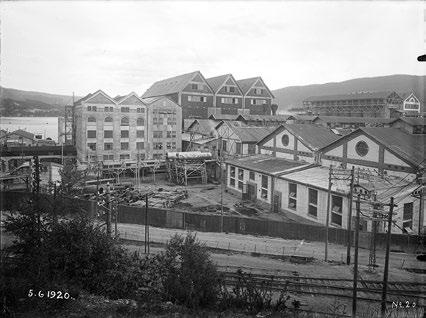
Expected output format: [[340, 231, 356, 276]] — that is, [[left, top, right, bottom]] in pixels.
[[0, 1, 424, 317]]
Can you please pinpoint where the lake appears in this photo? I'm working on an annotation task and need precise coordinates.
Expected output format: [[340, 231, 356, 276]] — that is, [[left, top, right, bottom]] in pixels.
[[0, 117, 59, 142]]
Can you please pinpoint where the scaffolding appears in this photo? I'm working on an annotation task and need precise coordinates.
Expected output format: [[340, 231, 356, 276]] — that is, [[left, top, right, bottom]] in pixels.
[[166, 152, 211, 186]]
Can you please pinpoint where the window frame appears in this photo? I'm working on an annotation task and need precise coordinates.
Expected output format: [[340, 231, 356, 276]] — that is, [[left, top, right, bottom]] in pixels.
[[288, 183, 297, 210]]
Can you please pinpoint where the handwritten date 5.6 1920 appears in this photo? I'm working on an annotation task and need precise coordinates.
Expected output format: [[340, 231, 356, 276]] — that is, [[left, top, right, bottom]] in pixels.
[[28, 289, 71, 299]]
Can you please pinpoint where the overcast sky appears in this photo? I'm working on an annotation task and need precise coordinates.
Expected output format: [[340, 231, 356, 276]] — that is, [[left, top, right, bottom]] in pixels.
[[0, 1, 424, 97]]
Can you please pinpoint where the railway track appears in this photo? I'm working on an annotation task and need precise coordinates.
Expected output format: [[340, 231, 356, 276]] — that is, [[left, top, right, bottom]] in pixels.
[[218, 268, 425, 305]]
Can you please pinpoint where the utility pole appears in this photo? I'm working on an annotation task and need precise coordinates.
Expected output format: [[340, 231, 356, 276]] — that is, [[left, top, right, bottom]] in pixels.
[[220, 137, 224, 233], [106, 182, 111, 236], [352, 194, 361, 318], [145, 194, 150, 254], [325, 165, 332, 262], [381, 197, 395, 318], [346, 166, 355, 265]]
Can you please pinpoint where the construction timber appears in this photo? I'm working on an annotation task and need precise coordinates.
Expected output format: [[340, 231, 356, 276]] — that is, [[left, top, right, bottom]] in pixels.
[[166, 152, 211, 185]]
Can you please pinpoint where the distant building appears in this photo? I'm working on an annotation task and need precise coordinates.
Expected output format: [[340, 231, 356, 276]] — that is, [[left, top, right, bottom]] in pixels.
[[237, 114, 295, 126], [399, 92, 422, 116], [142, 71, 274, 119], [390, 117, 426, 134], [0, 129, 36, 147], [311, 116, 395, 129], [303, 91, 403, 118]]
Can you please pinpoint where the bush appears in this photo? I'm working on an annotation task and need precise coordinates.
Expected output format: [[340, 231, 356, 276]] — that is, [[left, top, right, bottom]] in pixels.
[[152, 232, 220, 309]]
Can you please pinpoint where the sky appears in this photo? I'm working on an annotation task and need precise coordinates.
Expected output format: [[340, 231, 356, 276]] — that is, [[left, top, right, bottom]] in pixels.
[[0, 1, 424, 97]]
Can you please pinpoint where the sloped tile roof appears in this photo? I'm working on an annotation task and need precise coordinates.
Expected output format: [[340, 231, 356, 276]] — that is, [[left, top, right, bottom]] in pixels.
[[236, 77, 259, 95], [393, 117, 426, 127], [361, 127, 424, 166], [206, 74, 230, 93], [284, 124, 340, 150], [142, 71, 200, 98], [2, 129, 35, 140], [231, 126, 275, 143], [226, 154, 311, 176], [304, 91, 397, 102], [209, 114, 240, 121]]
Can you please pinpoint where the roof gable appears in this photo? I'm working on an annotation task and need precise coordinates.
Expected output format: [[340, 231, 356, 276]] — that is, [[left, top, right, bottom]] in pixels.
[[206, 74, 243, 95], [237, 77, 274, 98], [84, 90, 115, 104], [118, 93, 145, 105]]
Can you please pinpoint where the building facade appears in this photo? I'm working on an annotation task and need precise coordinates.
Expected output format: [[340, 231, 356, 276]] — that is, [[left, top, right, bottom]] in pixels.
[[74, 90, 182, 164], [303, 91, 403, 118], [206, 74, 244, 116], [237, 77, 274, 115]]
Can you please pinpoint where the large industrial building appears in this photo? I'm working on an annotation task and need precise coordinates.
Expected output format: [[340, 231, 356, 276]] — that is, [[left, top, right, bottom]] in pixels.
[[142, 71, 274, 119], [73, 90, 181, 164]]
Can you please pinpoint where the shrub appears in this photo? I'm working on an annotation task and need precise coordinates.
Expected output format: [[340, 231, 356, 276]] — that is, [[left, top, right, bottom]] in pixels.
[[152, 232, 220, 309]]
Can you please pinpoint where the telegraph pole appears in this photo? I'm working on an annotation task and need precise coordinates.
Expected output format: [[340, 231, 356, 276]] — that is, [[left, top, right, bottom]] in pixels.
[[106, 183, 112, 236], [346, 166, 355, 265], [352, 194, 361, 318], [381, 197, 395, 317], [325, 165, 332, 262], [145, 194, 150, 254], [219, 136, 224, 233]]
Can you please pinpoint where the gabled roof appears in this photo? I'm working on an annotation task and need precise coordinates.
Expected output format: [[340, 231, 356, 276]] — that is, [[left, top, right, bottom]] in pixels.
[[236, 77, 275, 98], [225, 154, 312, 176], [208, 114, 240, 121], [294, 115, 319, 122], [2, 129, 35, 140], [116, 92, 146, 105], [229, 126, 274, 143], [400, 92, 419, 101], [141, 96, 178, 106], [187, 119, 219, 136], [258, 124, 340, 151], [313, 116, 395, 124], [320, 127, 425, 168], [304, 91, 398, 102], [142, 71, 213, 98], [74, 89, 116, 105], [206, 74, 243, 95], [239, 114, 295, 122]]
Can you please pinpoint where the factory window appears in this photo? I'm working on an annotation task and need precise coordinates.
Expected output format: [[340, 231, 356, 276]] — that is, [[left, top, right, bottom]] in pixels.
[[261, 175, 268, 199], [136, 107, 144, 113], [191, 83, 199, 90], [221, 97, 235, 104], [355, 141, 369, 157], [104, 116, 113, 122], [121, 142, 129, 150], [153, 142, 163, 150], [308, 188, 318, 218], [281, 134, 289, 147], [87, 116, 96, 123], [87, 106, 97, 112], [87, 143, 96, 151], [104, 130, 113, 138], [104, 106, 114, 112], [137, 117, 145, 126], [120, 154, 130, 160], [121, 117, 129, 126], [153, 131, 163, 138], [248, 144, 256, 154], [238, 168, 244, 190], [331, 195, 343, 226], [188, 95, 207, 102], [121, 130, 129, 138], [121, 107, 130, 113], [167, 116, 177, 125], [136, 130, 144, 138], [249, 171, 255, 181], [225, 86, 235, 93], [153, 117, 163, 125], [103, 154, 114, 161], [288, 183, 297, 210], [235, 142, 242, 155], [136, 142, 144, 150], [403, 202, 413, 230], [104, 143, 113, 151], [87, 130, 96, 138], [166, 131, 177, 138]]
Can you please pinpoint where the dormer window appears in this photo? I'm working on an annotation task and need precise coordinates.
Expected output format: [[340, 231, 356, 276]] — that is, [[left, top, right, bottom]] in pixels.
[[225, 86, 236, 93], [191, 83, 199, 90]]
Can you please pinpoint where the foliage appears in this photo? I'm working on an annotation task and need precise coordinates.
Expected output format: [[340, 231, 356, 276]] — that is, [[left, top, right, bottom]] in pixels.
[[151, 232, 220, 309], [58, 160, 87, 196], [218, 269, 297, 315]]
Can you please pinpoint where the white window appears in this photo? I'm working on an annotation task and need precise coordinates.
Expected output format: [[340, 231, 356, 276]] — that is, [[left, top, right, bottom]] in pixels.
[[288, 183, 297, 210], [188, 95, 207, 102], [331, 195, 343, 226], [250, 99, 266, 105], [308, 188, 318, 217], [261, 175, 268, 199], [230, 166, 236, 187], [254, 88, 264, 95], [237, 168, 244, 190]]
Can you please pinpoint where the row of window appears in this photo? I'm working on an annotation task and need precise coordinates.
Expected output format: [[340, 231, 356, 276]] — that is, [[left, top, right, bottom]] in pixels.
[[88, 142, 145, 151], [153, 142, 177, 150], [235, 143, 256, 155], [87, 130, 145, 139], [86, 106, 145, 113], [188, 95, 208, 102], [153, 131, 177, 138], [220, 97, 239, 104], [88, 117, 145, 126]]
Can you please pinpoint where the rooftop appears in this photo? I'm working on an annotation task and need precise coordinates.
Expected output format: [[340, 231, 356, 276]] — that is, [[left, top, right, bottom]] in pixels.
[[226, 154, 311, 176], [392, 117, 426, 127], [239, 114, 295, 122], [304, 91, 397, 102], [188, 119, 220, 136], [314, 116, 395, 124], [231, 126, 274, 143]]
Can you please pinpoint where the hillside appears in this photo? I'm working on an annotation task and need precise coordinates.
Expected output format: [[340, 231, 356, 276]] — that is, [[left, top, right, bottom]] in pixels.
[[0, 86, 79, 117], [272, 74, 425, 112]]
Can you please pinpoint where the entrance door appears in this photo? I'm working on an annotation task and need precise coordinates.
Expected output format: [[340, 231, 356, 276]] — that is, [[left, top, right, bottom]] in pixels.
[[247, 183, 257, 202]]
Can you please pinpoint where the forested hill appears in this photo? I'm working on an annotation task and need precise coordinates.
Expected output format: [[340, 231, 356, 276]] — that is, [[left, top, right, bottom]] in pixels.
[[272, 74, 425, 112]]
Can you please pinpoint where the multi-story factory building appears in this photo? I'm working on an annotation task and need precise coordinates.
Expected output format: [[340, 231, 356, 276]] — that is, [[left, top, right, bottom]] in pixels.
[[142, 71, 274, 119], [303, 91, 403, 118], [74, 90, 181, 164]]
